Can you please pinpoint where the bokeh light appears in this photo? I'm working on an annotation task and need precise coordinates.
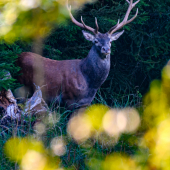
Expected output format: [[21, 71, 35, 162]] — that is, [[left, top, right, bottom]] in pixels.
[[50, 137, 66, 156], [20, 0, 41, 10], [102, 109, 120, 136], [4, 137, 45, 161], [34, 122, 46, 135], [119, 108, 140, 133], [21, 150, 46, 170], [140, 64, 170, 170], [4, 137, 61, 170], [67, 113, 92, 142], [67, 104, 140, 143], [103, 108, 140, 136], [0, 0, 97, 41], [102, 154, 137, 170], [85, 104, 109, 132]]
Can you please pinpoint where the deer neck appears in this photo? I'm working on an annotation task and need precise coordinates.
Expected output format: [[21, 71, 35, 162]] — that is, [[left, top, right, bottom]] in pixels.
[[80, 45, 110, 89]]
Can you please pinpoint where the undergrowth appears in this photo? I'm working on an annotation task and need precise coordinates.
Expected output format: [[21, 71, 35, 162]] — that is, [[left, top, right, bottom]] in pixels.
[[0, 91, 142, 170]]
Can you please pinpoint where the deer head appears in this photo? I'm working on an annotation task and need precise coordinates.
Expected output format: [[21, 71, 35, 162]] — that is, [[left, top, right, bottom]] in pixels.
[[67, 0, 140, 58]]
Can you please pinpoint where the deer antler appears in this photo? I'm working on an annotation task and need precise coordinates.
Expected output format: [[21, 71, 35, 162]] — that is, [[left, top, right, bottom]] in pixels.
[[66, 0, 99, 34], [108, 0, 140, 35]]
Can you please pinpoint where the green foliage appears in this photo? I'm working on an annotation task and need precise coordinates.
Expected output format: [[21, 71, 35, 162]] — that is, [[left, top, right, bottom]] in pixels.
[[0, 42, 22, 91], [0, 0, 169, 105], [43, 0, 170, 106]]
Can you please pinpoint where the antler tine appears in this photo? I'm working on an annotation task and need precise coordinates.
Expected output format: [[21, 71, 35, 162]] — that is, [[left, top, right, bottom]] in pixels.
[[126, 8, 138, 24], [95, 17, 99, 34], [108, 19, 120, 34], [126, 0, 140, 8], [81, 16, 91, 30], [66, 0, 72, 13], [66, 0, 99, 34], [109, 0, 140, 35], [123, 0, 140, 22]]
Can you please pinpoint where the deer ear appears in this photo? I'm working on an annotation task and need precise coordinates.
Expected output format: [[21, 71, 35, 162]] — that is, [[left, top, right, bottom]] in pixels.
[[110, 30, 124, 41], [82, 30, 95, 42]]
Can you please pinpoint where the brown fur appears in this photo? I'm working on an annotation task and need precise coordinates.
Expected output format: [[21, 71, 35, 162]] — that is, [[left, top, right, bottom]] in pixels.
[[16, 52, 91, 109]]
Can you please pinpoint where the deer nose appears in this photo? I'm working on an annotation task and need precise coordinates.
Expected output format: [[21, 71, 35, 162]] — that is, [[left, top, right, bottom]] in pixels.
[[101, 47, 110, 54]]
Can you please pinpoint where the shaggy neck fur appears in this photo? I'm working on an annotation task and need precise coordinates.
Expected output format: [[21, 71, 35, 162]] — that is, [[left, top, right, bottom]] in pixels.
[[80, 45, 110, 89]]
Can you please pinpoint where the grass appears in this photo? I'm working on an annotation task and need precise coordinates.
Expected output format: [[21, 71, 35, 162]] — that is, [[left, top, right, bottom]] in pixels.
[[0, 88, 142, 170]]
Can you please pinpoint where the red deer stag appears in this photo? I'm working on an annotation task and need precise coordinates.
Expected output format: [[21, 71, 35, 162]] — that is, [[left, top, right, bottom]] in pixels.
[[16, 0, 140, 110]]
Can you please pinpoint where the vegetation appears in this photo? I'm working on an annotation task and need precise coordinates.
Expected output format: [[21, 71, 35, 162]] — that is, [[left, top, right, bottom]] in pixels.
[[0, 0, 170, 169]]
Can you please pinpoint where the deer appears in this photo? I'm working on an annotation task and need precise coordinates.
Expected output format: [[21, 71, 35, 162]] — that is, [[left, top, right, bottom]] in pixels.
[[16, 0, 140, 110]]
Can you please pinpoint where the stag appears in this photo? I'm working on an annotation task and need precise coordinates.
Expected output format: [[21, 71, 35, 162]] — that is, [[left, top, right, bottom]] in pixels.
[[16, 0, 140, 110]]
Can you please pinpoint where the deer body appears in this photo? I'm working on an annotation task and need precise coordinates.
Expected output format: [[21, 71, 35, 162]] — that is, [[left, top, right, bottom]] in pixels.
[[17, 43, 110, 109], [16, 0, 140, 110]]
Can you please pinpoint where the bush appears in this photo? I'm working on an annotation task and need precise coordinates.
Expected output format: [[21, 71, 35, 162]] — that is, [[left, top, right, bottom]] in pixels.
[[0, 42, 22, 91]]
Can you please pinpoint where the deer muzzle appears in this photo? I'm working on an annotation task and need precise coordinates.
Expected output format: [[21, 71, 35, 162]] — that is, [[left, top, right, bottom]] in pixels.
[[101, 46, 111, 55]]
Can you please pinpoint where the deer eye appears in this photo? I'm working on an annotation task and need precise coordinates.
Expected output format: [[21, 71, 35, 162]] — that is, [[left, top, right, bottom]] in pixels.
[[94, 40, 98, 44]]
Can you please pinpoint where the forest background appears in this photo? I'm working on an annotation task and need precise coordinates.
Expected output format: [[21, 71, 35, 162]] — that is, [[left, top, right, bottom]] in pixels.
[[0, 0, 170, 169], [1, 0, 169, 105]]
